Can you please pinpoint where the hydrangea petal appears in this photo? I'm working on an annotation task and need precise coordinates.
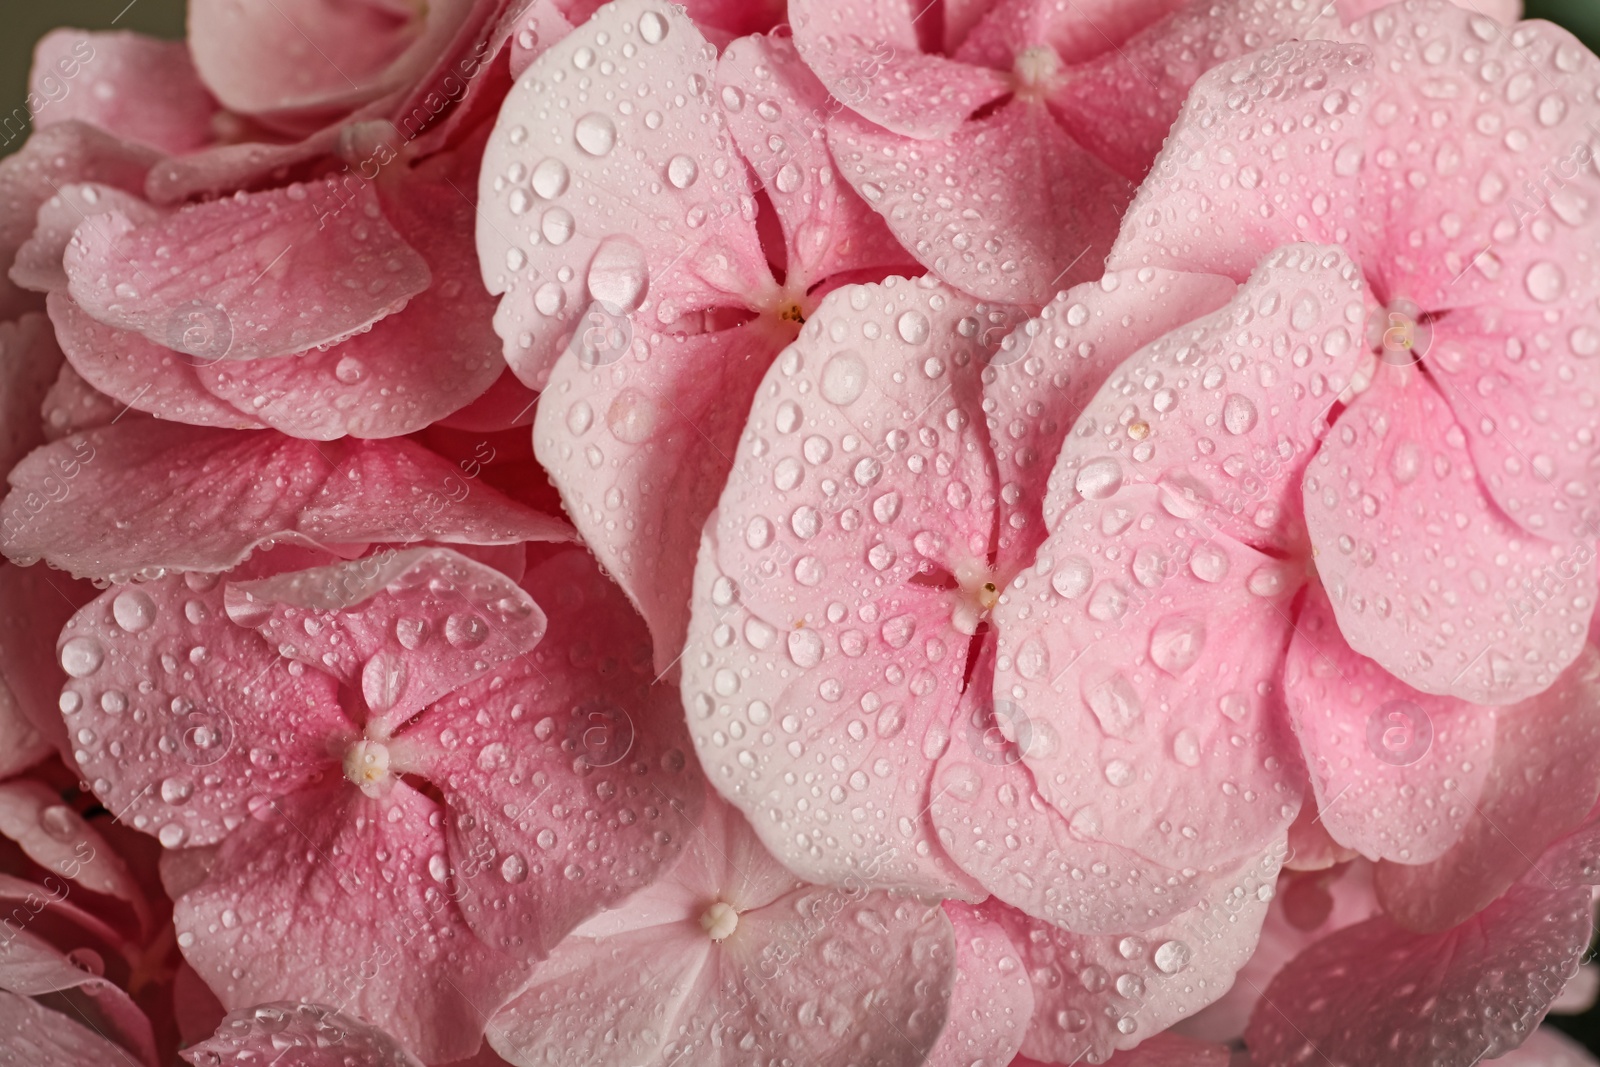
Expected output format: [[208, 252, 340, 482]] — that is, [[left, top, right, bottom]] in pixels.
[[1305, 368, 1594, 704], [789, 0, 1009, 139], [536, 318, 794, 673], [1491, 1028, 1600, 1067], [40, 362, 124, 441], [223, 547, 545, 735], [48, 291, 268, 430], [829, 100, 1130, 304], [1284, 584, 1496, 864], [1046, 244, 1364, 553], [478, 0, 774, 389], [11, 183, 164, 295], [1374, 645, 1600, 931], [0, 927, 159, 1066], [1, 422, 570, 581], [680, 278, 996, 894], [175, 780, 529, 1063], [928, 901, 1033, 1067], [181, 1002, 423, 1067], [0, 988, 152, 1067], [1244, 879, 1592, 1066], [398, 548, 703, 959], [64, 178, 432, 362], [31, 30, 217, 154], [0, 780, 146, 919], [61, 571, 349, 849], [993, 484, 1304, 874]]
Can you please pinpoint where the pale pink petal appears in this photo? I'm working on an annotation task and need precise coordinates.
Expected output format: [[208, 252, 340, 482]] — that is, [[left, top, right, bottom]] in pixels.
[[1373, 645, 1600, 931], [992, 484, 1304, 876], [1015, 1035, 1231, 1067], [182, 1002, 424, 1067], [0, 121, 158, 322], [175, 781, 530, 1063], [829, 100, 1130, 304], [64, 178, 432, 362], [931, 750, 1215, 932], [1304, 368, 1594, 704], [953, 0, 1190, 69], [11, 183, 164, 295], [487, 796, 955, 1067], [0, 313, 65, 474], [1244, 880, 1592, 1065], [506, 0, 576, 78], [1283, 584, 1496, 864], [0, 561, 98, 761], [536, 317, 794, 674], [1490, 1028, 1600, 1067], [144, 128, 340, 206], [49, 292, 268, 430], [1046, 244, 1364, 553], [397, 546, 704, 958], [223, 547, 545, 735], [194, 148, 503, 439], [187, 0, 479, 126], [41, 362, 124, 441], [929, 902, 1033, 1067], [60, 572, 348, 849], [986, 268, 1235, 563], [0, 988, 153, 1067], [1, 422, 569, 580], [479, 0, 774, 389], [990, 842, 1282, 1063], [31, 31, 217, 154], [789, 0, 1009, 139], [1047, 0, 1338, 181], [716, 33, 914, 287], [0, 780, 147, 923], [679, 277, 995, 895], [1425, 308, 1600, 543], [0, 927, 159, 1066]]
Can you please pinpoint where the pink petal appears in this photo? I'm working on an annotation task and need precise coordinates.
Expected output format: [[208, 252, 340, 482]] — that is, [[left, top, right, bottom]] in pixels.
[[41, 361, 125, 441], [487, 796, 955, 1067], [953, 0, 1189, 69], [224, 547, 546, 735], [61, 571, 349, 849], [1284, 584, 1496, 864], [930, 751, 1213, 932], [1046, 0, 1337, 181], [478, 0, 774, 389], [985, 843, 1282, 1063], [536, 317, 794, 674], [789, 0, 1009, 139], [1244, 879, 1592, 1065], [717, 33, 914, 287], [1373, 645, 1600, 931], [187, 0, 478, 126], [987, 268, 1235, 563], [144, 129, 340, 206], [829, 100, 1130, 304], [992, 484, 1304, 875], [1, 422, 569, 581], [0, 780, 147, 923], [680, 277, 996, 895], [0, 561, 98, 762], [1425, 307, 1600, 543], [0, 927, 159, 1066], [1493, 1029, 1600, 1067], [396, 546, 705, 959], [64, 178, 432, 362], [193, 148, 504, 439], [11, 182, 165, 295], [49, 291, 268, 430], [31, 31, 217, 154], [0, 988, 153, 1067], [1016, 1035, 1231, 1067], [929, 902, 1034, 1067], [0, 121, 158, 322], [1046, 244, 1364, 554], [506, 0, 576, 78], [0, 313, 65, 474], [175, 781, 529, 1063], [1304, 368, 1594, 704], [182, 1002, 424, 1067]]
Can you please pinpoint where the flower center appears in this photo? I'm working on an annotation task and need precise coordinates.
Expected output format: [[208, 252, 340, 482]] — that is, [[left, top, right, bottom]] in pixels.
[[1012, 47, 1063, 99], [952, 561, 1004, 636], [699, 900, 739, 942], [344, 738, 393, 798]]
